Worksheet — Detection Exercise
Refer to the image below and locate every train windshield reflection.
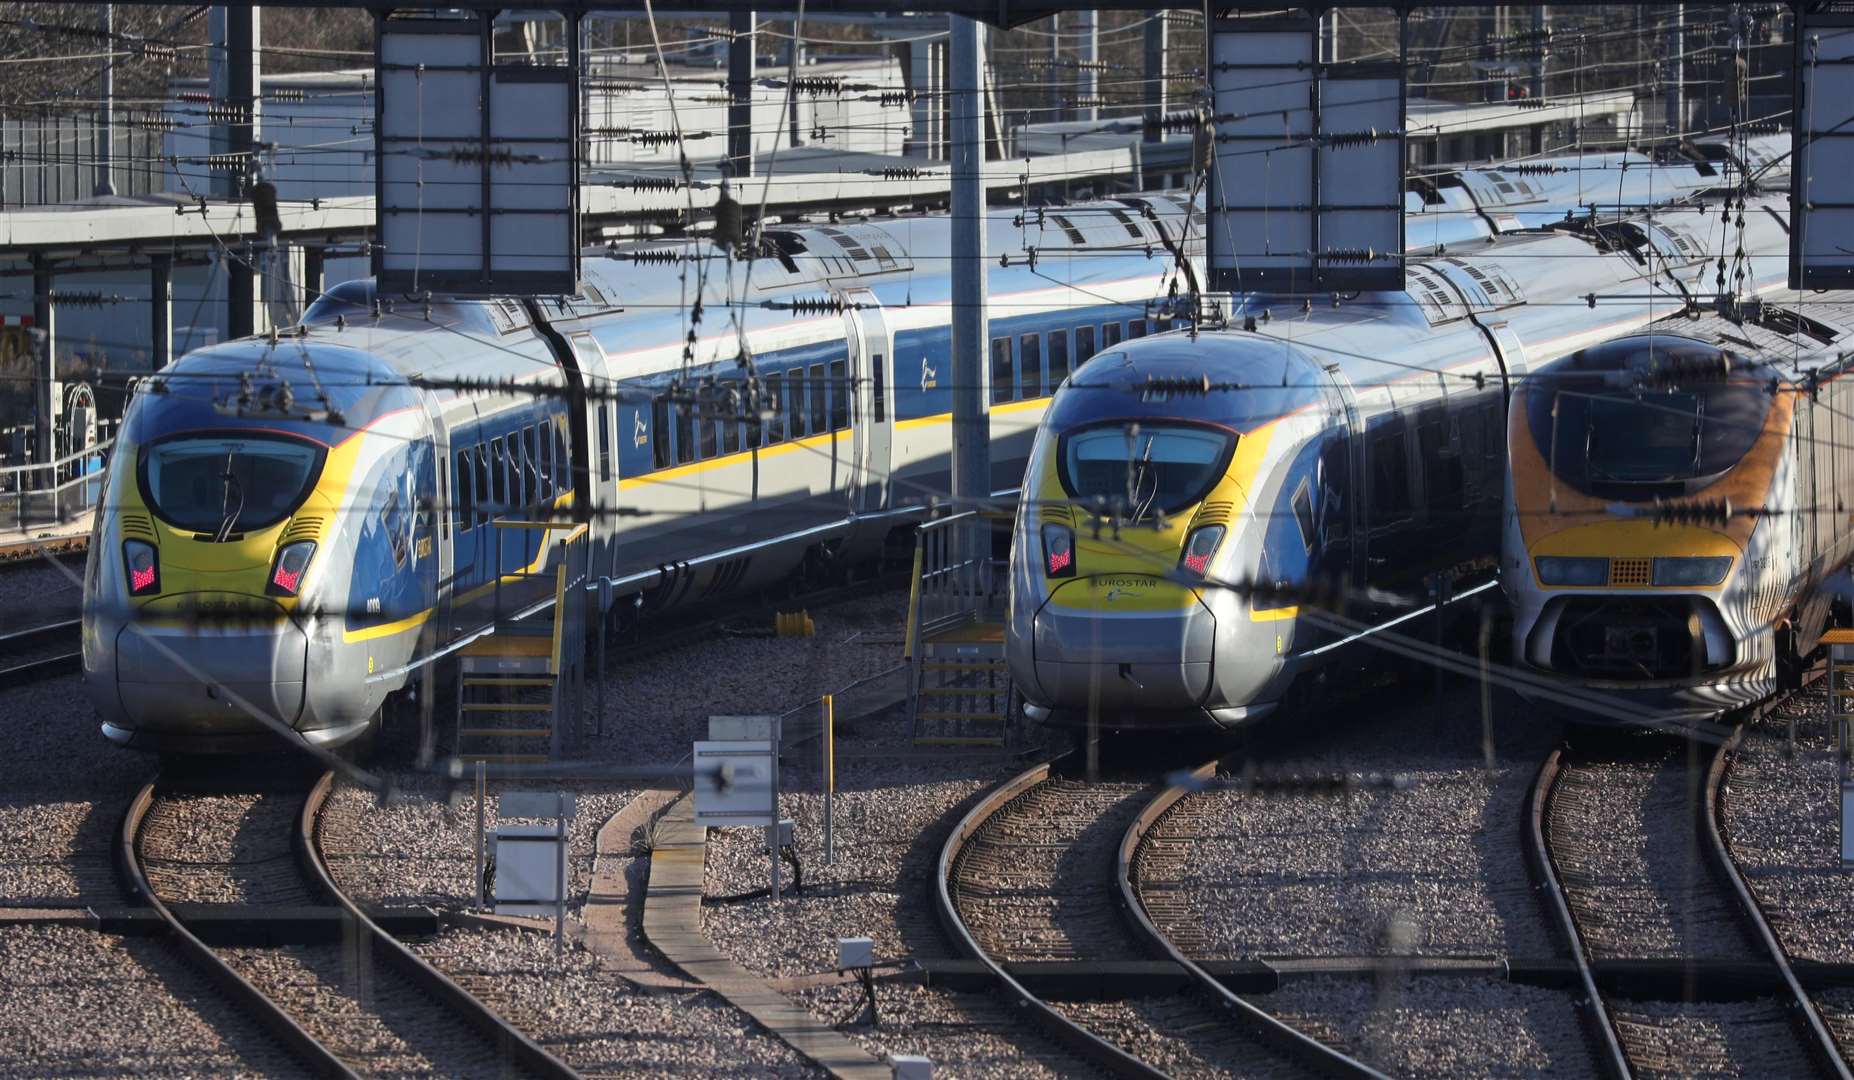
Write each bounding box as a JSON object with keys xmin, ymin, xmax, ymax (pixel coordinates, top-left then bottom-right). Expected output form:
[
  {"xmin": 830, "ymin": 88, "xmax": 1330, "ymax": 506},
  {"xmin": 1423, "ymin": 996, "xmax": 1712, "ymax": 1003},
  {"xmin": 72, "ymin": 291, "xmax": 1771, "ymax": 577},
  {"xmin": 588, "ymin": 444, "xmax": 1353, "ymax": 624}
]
[
  {"xmin": 139, "ymin": 435, "xmax": 326, "ymax": 536},
  {"xmin": 1587, "ymin": 393, "xmax": 1701, "ymax": 482},
  {"xmin": 1059, "ymin": 423, "xmax": 1234, "ymax": 518}
]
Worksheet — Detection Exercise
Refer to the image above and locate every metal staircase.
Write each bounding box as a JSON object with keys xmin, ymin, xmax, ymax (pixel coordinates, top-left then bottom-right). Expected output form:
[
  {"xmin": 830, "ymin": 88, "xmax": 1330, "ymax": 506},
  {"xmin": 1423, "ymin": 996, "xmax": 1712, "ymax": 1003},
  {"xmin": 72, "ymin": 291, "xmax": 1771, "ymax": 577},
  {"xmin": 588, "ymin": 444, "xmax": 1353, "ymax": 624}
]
[
  {"xmin": 905, "ymin": 510, "xmax": 1016, "ymax": 748},
  {"xmin": 452, "ymin": 521, "xmax": 590, "ymax": 765}
]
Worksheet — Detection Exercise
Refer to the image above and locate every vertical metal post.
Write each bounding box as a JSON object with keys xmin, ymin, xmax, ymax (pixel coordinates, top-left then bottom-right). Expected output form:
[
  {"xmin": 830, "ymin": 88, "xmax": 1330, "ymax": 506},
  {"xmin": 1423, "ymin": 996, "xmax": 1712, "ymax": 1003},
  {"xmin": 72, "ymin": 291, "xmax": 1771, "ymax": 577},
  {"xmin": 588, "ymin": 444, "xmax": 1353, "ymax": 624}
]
[
  {"xmin": 95, "ymin": 4, "xmax": 116, "ymax": 197},
  {"xmin": 949, "ymin": 17, "xmax": 990, "ymax": 534},
  {"xmin": 727, "ymin": 10, "xmax": 755, "ymax": 178},
  {"xmin": 823, "ymin": 694, "xmax": 835, "ymax": 865},
  {"xmin": 150, "ymin": 255, "xmax": 172, "ymax": 371},
  {"xmin": 1074, "ymin": 11, "xmax": 1096, "ymax": 124},
  {"xmin": 1532, "ymin": 5, "xmax": 1549, "ymax": 101},
  {"xmin": 210, "ymin": 6, "xmax": 259, "ymax": 339},
  {"xmin": 787, "ymin": 20, "xmax": 804, "ymax": 149},
  {"xmin": 474, "ymin": 760, "xmax": 486, "ymax": 909},
  {"xmin": 303, "ymin": 245, "xmax": 325, "ymax": 305},
  {"xmin": 1048, "ymin": 14, "xmax": 1063, "ymax": 125},
  {"xmin": 1664, "ymin": 3, "xmax": 1684, "ymax": 140},
  {"xmin": 31, "ymin": 256, "xmax": 53, "ymax": 476},
  {"xmin": 1143, "ymin": 12, "xmax": 1167, "ymax": 130},
  {"xmin": 554, "ymin": 802, "xmax": 567, "ymax": 952}
]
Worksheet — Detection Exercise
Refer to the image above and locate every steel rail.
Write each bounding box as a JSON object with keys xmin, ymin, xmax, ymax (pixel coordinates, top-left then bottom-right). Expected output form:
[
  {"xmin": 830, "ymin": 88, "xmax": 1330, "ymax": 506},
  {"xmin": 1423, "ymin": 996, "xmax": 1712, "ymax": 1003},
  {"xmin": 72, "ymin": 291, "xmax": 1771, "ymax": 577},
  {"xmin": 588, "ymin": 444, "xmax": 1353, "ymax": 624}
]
[
  {"xmin": 115, "ymin": 776, "xmax": 359, "ymax": 1080},
  {"xmin": 1702, "ymin": 729, "xmax": 1853, "ymax": 1080},
  {"xmin": 933, "ymin": 754, "xmax": 1165, "ymax": 1078},
  {"xmin": 1525, "ymin": 747, "xmax": 1632, "ymax": 1080},
  {"xmin": 296, "ymin": 770, "xmax": 581, "ymax": 1080},
  {"xmin": 0, "ymin": 617, "xmax": 81, "ymax": 686},
  {"xmin": 1118, "ymin": 758, "xmax": 1391, "ymax": 1080}
]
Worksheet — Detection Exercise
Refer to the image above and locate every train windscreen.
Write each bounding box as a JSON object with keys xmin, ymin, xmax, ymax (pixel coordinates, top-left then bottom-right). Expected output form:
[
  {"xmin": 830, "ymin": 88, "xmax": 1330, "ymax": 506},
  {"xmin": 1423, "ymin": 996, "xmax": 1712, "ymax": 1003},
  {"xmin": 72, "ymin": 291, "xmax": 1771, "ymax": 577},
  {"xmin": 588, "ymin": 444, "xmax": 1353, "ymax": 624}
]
[
  {"xmin": 138, "ymin": 435, "xmax": 326, "ymax": 537},
  {"xmin": 1059, "ymin": 423, "xmax": 1234, "ymax": 519}
]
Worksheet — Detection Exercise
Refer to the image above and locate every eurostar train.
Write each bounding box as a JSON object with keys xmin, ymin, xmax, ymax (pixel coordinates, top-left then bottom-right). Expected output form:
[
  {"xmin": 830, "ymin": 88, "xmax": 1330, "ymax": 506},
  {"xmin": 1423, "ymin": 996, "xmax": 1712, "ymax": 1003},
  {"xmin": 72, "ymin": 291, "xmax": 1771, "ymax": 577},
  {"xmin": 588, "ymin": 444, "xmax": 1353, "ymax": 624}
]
[
  {"xmin": 1005, "ymin": 196, "xmax": 1795, "ymax": 729},
  {"xmin": 1502, "ymin": 298, "xmax": 1854, "ymax": 722},
  {"xmin": 81, "ymin": 135, "xmax": 1790, "ymax": 752}
]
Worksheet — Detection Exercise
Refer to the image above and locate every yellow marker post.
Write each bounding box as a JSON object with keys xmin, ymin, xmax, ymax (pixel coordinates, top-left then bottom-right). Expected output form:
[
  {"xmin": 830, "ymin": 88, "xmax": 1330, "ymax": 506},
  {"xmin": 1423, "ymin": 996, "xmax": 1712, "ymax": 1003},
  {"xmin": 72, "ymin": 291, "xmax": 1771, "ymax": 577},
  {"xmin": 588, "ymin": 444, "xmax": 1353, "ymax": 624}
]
[{"xmin": 823, "ymin": 694, "xmax": 836, "ymax": 864}]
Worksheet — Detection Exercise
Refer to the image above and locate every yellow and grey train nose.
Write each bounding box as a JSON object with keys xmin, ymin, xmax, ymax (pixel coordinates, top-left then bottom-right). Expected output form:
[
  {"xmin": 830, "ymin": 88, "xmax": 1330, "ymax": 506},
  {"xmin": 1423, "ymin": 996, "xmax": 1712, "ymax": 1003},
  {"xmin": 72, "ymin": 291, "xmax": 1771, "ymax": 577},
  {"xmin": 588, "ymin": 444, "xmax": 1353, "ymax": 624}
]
[{"xmin": 1025, "ymin": 575, "xmax": 1219, "ymax": 712}]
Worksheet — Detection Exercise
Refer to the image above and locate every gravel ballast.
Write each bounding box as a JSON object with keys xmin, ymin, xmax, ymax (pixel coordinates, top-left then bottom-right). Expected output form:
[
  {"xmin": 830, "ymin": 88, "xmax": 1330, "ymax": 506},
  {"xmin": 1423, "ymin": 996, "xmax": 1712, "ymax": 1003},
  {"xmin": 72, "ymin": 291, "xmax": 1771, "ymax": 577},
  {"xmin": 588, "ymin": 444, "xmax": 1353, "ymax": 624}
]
[
  {"xmin": 1263, "ymin": 974, "xmax": 1598, "ymax": 1079},
  {"xmin": 1134, "ymin": 687, "xmax": 1563, "ymax": 962},
  {"xmin": 1720, "ymin": 681, "xmax": 1854, "ymax": 964},
  {"xmin": 0, "ymin": 925, "xmax": 303, "ymax": 1078}
]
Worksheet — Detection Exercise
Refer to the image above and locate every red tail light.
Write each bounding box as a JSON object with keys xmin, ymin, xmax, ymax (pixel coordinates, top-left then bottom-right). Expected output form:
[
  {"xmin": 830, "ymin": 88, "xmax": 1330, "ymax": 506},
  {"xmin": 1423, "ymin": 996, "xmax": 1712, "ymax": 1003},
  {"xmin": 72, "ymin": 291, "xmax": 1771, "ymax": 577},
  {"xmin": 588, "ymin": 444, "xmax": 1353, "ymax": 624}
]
[
  {"xmin": 123, "ymin": 540, "xmax": 160, "ymax": 596},
  {"xmin": 266, "ymin": 541, "xmax": 316, "ymax": 597},
  {"xmin": 1040, "ymin": 523, "xmax": 1076, "ymax": 578},
  {"xmin": 1180, "ymin": 525, "xmax": 1225, "ymax": 578}
]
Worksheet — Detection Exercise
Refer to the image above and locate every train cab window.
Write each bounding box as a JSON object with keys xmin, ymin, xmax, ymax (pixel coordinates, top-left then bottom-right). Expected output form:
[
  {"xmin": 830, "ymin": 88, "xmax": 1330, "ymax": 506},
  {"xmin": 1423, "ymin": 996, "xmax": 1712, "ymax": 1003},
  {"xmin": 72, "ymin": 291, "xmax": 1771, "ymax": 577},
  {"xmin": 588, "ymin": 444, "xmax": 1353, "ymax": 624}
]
[
  {"xmin": 1020, "ymin": 334, "xmax": 1043, "ymax": 398},
  {"xmin": 1128, "ymin": 319, "xmax": 1148, "ymax": 340},
  {"xmin": 872, "ymin": 353, "xmax": 887, "ymax": 421},
  {"xmin": 656, "ymin": 394, "xmax": 678, "ymax": 466},
  {"xmin": 599, "ymin": 404, "xmax": 614, "ymax": 480},
  {"xmin": 829, "ymin": 359, "xmax": 849, "ymax": 429},
  {"xmin": 455, "ymin": 451, "xmax": 474, "ymax": 530},
  {"xmin": 1292, "ymin": 480, "xmax": 1315, "ymax": 551},
  {"xmin": 1076, "ymin": 325, "xmax": 1097, "ymax": 367},
  {"xmin": 765, "ymin": 375, "xmax": 786, "ymax": 443},
  {"xmin": 809, "ymin": 363, "xmax": 828, "ymax": 433},
  {"xmin": 1048, "ymin": 330, "xmax": 1070, "ymax": 388},
  {"xmin": 675, "ymin": 403, "xmax": 694, "ymax": 464},
  {"xmin": 552, "ymin": 424, "xmax": 571, "ymax": 491},
  {"xmin": 1102, "ymin": 322, "xmax": 1123, "ymax": 348},
  {"xmin": 991, "ymin": 337, "xmax": 1013, "ymax": 402}
]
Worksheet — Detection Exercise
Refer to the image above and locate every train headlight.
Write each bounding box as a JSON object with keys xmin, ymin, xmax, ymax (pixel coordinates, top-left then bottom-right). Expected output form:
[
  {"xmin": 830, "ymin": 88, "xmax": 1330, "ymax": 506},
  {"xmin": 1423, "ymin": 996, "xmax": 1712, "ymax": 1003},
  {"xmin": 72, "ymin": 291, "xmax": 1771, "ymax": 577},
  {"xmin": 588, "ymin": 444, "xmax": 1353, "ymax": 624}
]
[
  {"xmin": 122, "ymin": 540, "xmax": 160, "ymax": 596},
  {"xmin": 1040, "ymin": 524, "xmax": 1076, "ymax": 578},
  {"xmin": 266, "ymin": 540, "xmax": 316, "ymax": 597},
  {"xmin": 1180, "ymin": 525, "xmax": 1226, "ymax": 578},
  {"xmin": 1535, "ymin": 556, "xmax": 1609, "ymax": 586},
  {"xmin": 1652, "ymin": 556, "xmax": 1731, "ymax": 587}
]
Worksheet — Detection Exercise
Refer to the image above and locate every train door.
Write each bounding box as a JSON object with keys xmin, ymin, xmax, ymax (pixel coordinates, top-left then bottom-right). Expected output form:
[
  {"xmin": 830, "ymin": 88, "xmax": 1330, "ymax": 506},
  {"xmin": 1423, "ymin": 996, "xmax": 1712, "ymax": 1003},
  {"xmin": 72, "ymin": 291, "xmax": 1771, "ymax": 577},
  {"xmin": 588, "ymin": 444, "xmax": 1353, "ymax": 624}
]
[
  {"xmin": 843, "ymin": 289, "xmax": 894, "ymax": 513},
  {"xmin": 569, "ymin": 333, "xmax": 617, "ymax": 573}
]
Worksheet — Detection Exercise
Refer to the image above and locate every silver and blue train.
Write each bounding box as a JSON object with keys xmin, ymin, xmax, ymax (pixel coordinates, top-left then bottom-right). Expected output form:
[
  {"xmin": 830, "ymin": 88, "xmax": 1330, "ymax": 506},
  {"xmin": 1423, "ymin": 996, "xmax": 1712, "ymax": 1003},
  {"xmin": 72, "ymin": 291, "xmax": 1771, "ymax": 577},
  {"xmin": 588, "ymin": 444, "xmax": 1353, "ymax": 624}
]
[{"xmin": 81, "ymin": 134, "xmax": 1792, "ymax": 749}]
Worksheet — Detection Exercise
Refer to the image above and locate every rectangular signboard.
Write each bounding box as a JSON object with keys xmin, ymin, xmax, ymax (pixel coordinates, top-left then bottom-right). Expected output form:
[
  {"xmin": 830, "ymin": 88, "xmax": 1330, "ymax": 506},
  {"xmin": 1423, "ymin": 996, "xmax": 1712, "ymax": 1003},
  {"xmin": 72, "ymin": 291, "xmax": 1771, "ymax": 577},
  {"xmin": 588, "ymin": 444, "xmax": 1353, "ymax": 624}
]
[
  {"xmin": 375, "ymin": 15, "xmax": 579, "ymax": 296},
  {"xmin": 1207, "ymin": 17, "xmax": 1404, "ymax": 293},
  {"xmin": 692, "ymin": 739, "xmax": 777, "ymax": 827},
  {"xmin": 1794, "ymin": 11, "xmax": 1854, "ymax": 289}
]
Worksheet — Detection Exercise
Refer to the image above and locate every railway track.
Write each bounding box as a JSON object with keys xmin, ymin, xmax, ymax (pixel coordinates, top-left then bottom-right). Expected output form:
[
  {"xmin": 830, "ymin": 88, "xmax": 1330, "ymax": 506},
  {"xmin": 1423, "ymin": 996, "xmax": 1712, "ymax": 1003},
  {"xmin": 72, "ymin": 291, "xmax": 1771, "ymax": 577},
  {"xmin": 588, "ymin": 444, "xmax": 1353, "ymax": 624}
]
[
  {"xmin": 0, "ymin": 617, "xmax": 80, "ymax": 686},
  {"xmin": 117, "ymin": 767, "xmax": 579, "ymax": 1079},
  {"xmin": 937, "ymin": 754, "xmax": 1383, "ymax": 1079},
  {"xmin": 1528, "ymin": 701, "xmax": 1853, "ymax": 1079}
]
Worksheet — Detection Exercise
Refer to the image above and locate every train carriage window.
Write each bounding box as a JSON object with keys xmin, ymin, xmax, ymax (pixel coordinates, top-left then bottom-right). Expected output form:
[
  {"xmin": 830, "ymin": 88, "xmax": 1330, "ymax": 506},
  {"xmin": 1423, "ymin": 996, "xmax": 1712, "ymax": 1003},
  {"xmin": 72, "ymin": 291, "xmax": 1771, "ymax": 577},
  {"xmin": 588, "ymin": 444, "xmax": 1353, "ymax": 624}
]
[
  {"xmin": 1369, "ymin": 424, "xmax": 1411, "ymax": 520},
  {"xmin": 534, "ymin": 425, "xmax": 552, "ymax": 500},
  {"xmin": 1102, "ymin": 322, "xmax": 1123, "ymax": 348},
  {"xmin": 700, "ymin": 414, "xmax": 719, "ymax": 459},
  {"xmin": 1128, "ymin": 319, "xmax": 1148, "ymax": 340},
  {"xmin": 745, "ymin": 406, "xmax": 762, "ymax": 450},
  {"xmin": 1076, "ymin": 325, "xmax": 1097, "ymax": 367},
  {"xmin": 455, "ymin": 451, "xmax": 474, "ymax": 530},
  {"xmin": 475, "ymin": 444, "xmax": 491, "ymax": 524},
  {"xmin": 809, "ymin": 363, "xmax": 828, "ymax": 433},
  {"xmin": 991, "ymin": 337, "xmax": 1013, "ymax": 402},
  {"xmin": 788, "ymin": 374, "xmax": 807, "ymax": 438},
  {"xmin": 553, "ymin": 424, "xmax": 570, "ymax": 491},
  {"xmin": 675, "ymin": 403, "xmax": 694, "ymax": 464},
  {"xmin": 723, "ymin": 411, "xmax": 741, "ymax": 454},
  {"xmin": 491, "ymin": 439, "xmax": 508, "ymax": 509},
  {"xmin": 1048, "ymin": 330, "xmax": 1070, "ymax": 387},
  {"xmin": 872, "ymin": 353, "xmax": 887, "ymax": 421},
  {"xmin": 764, "ymin": 375, "xmax": 785, "ymax": 443},
  {"xmin": 525, "ymin": 427, "xmax": 542, "ymax": 504},
  {"xmin": 510, "ymin": 433, "xmax": 528, "ymax": 507},
  {"xmin": 1020, "ymin": 333, "xmax": 1043, "ymax": 398},
  {"xmin": 829, "ymin": 359, "xmax": 849, "ymax": 429},
  {"xmin": 650, "ymin": 398, "xmax": 669, "ymax": 470}
]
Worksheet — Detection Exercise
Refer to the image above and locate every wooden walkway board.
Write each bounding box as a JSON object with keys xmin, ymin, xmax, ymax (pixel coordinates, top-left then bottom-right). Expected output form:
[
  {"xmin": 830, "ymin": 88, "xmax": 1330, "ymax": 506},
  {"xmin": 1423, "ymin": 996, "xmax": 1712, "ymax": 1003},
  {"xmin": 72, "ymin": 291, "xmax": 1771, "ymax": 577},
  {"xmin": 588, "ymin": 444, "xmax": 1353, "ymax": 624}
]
[{"xmin": 636, "ymin": 794, "xmax": 891, "ymax": 1080}]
